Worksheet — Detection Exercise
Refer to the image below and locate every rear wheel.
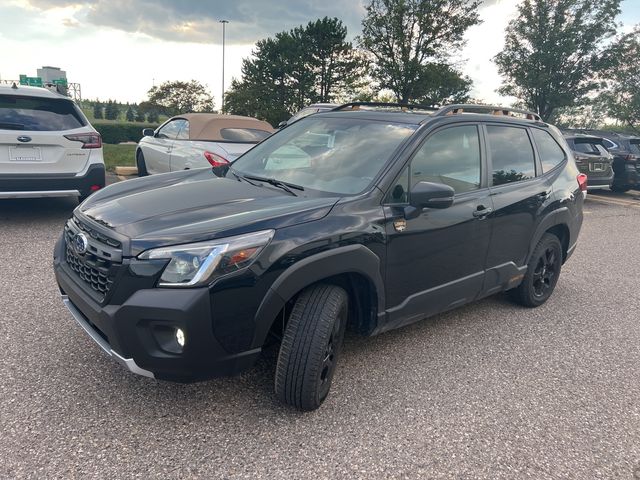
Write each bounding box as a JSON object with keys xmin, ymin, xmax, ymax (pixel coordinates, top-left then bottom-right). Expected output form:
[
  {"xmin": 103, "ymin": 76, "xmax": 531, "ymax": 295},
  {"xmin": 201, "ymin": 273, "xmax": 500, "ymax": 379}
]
[
  {"xmin": 510, "ymin": 233, "xmax": 562, "ymax": 308},
  {"xmin": 275, "ymin": 284, "xmax": 348, "ymax": 411},
  {"xmin": 136, "ymin": 150, "xmax": 148, "ymax": 177}
]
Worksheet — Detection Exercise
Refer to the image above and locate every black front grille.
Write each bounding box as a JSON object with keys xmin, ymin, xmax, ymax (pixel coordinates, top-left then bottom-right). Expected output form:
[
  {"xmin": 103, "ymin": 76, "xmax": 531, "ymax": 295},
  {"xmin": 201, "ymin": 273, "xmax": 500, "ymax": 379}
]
[
  {"xmin": 73, "ymin": 215, "xmax": 121, "ymax": 248},
  {"xmin": 64, "ymin": 216, "xmax": 122, "ymax": 299},
  {"xmin": 65, "ymin": 243, "xmax": 114, "ymax": 295}
]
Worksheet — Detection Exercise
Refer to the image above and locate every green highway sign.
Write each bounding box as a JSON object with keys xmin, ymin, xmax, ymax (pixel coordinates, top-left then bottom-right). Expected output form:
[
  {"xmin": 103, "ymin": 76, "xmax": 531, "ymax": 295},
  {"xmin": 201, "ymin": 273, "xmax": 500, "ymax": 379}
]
[{"xmin": 19, "ymin": 75, "xmax": 43, "ymax": 87}]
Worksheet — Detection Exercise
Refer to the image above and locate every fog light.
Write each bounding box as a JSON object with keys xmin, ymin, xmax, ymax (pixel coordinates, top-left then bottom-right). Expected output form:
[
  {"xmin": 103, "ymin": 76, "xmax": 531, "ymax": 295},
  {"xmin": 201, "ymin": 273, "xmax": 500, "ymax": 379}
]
[{"xmin": 176, "ymin": 328, "xmax": 186, "ymax": 348}]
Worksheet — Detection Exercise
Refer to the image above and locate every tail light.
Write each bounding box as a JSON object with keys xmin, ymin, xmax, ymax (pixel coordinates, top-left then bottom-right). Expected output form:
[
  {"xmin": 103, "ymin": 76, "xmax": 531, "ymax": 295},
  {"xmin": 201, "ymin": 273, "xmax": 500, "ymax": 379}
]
[
  {"xmin": 577, "ymin": 173, "xmax": 588, "ymax": 192},
  {"xmin": 204, "ymin": 151, "xmax": 230, "ymax": 168},
  {"xmin": 65, "ymin": 132, "xmax": 102, "ymax": 149},
  {"xmin": 623, "ymin": 154, "xmax": 638, "ymax": 161}
]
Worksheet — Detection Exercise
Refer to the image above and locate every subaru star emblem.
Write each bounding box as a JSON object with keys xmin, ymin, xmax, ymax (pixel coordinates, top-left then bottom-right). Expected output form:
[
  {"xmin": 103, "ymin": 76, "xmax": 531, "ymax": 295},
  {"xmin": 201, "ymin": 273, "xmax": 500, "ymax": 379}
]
[
  {"xmin": 74, "ymin": 233, "xmax": 89, "ymax": 255},
  {"xmin": 17, "ymin": 136, "xmax": 32, "ymax": 143}
]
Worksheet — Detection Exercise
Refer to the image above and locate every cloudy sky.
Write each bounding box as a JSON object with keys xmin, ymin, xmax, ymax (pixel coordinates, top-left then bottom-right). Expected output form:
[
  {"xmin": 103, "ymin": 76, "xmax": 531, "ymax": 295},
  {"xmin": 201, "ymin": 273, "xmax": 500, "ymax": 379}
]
[{"xmin": 1, "ymin": 0, "xmax": 638, "ymax": 106}]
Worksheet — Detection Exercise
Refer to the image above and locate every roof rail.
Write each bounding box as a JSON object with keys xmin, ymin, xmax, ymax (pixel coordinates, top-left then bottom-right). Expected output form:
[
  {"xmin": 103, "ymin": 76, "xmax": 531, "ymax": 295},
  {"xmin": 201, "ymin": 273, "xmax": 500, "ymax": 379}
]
[
  {"xmin": 332, "ymin": 102, "xmax": 439, "ymax": 113},
  {"xmin": 434, "ymin": 104, "xmax": 542, "ymax": 122}
]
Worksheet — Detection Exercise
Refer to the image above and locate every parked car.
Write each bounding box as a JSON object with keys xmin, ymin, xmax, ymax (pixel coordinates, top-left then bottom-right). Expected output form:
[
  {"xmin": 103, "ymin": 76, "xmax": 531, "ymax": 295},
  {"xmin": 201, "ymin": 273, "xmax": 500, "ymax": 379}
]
[
  {"xmin": 278, "ymin": 103, "xmax": 339, "ymax": 128},
  {"xmin": 563, "ymin": 134, "xmax": 614, "ymax": 190},
  {"xmin": 54, "ymin": 103, "xmax": 584, "ymax": 411},
  {"xmin": 0, "ymin": 84, "xmax": 104, "ymax": 200},
  {"xmin": 566, "ymin": 129, "xmax": 639, "ymax": 192},
  {"xmin": 136, "ymin": 113, "xmax": 274, "ymax": 175}
]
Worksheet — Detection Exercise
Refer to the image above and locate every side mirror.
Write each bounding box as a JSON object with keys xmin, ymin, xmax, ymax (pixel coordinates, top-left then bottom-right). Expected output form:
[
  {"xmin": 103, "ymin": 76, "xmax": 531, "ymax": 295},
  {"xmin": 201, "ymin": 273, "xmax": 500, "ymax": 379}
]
[
  {"xmin": 142, "ymin": 128, "xmax": 155, "ymax": 137},
  {"xmin": 410, "ymin": 181, "xmax": 455, "ymax": 209},
  {"xmin": 277, "ymin": 121, "xmax": 287, "ymax": 129}
]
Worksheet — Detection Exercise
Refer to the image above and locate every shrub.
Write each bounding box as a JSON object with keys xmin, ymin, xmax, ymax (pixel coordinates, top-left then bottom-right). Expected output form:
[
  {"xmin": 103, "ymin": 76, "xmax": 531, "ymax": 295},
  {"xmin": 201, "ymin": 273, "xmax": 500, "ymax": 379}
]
[{"xmin": 93, "ymin": 122, "xmax": 159, "ymax": 144}]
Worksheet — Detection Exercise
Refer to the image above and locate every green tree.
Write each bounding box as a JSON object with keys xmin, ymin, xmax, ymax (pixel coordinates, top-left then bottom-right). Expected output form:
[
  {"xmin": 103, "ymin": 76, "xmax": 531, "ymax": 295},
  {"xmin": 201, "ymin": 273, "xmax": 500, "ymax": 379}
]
[
  {"xmin": 225, "ymin": 17, "xmax": 365, "ymax": 125},
  {"xmin": 125, "ymin": 105, "xmax": 135, "ymax": 122},
  {"xmin": 291, "ymin": 17, "xmax": 366, "ymax": 103},
  {"xmin": 147, "ymin": 110, "xmax": 160, "ymax": 123},
  {"xmin": 598, "ymin": 27, "xmax": 640, "ymax": 132},
  {"xmin": 413, "ymin": 63, "xmax": 472, "ymax": 106},
  {"xmin": 147, "ymin": 80, "xmax": 214, "ymax": 116},
  {"xmin": 134, "ymin": 108, "xmax": 146, "ymax": 122},
  {"xmin": 104, "ymin": 100, "xmax": 120, "ymax": 120},
  {"xmin": 358, "ymin": 0, "xmax": 481, "ymax": 104},
  {"xmin": 93, "ymin": 102, "xmax": 103, "ymax": 120},
  {"xmin": 494, "ymin": 0, "xmax": 622, "ymax": 121}
]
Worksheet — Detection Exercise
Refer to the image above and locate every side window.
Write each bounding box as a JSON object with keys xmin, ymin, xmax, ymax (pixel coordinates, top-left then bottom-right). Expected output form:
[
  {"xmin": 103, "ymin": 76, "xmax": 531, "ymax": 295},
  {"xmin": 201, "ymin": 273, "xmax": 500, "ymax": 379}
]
[
  {"xmin": 487, "ymin": 125, "xmax": 535, "ymax": 186},
  {"xmin": 157, "ymin": 120, "xmax": 183, "ymax": 140},
  {"xmin": 410, "ymin": 125, "xmax": 481, "ymax": 194},
  {"xmin": 531, "ymin": 128, "xmax": 566, "ymax": 173},
  {"xmin": 602, "ymin": 138, "xmax": 617, "ymax": 150},
  {"xmin": 176, "ymin": 120, "xmax": 189, "ymax": 140}
]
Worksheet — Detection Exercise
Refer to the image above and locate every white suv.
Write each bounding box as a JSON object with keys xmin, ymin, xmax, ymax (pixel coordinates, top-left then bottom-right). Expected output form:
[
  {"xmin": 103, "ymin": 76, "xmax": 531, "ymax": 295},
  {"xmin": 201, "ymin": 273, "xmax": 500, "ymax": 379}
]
[{"xmin": 0, "ymin": 84, "xmax": 104, "ymax": 200}]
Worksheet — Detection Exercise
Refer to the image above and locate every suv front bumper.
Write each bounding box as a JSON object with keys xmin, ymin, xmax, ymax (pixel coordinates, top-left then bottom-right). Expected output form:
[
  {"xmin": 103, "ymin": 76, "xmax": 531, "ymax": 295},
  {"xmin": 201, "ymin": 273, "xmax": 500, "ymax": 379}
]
[{"xmin": 54, "ymin": 251, "xmax": 262, "ymax": 382}]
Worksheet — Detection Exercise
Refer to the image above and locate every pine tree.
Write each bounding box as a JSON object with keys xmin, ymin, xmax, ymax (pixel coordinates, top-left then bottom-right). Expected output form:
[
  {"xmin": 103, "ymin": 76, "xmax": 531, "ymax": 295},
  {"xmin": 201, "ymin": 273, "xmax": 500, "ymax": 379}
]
[{"xmin": 93, "ymin": 102, "xmax": 103, "ymax": 120}]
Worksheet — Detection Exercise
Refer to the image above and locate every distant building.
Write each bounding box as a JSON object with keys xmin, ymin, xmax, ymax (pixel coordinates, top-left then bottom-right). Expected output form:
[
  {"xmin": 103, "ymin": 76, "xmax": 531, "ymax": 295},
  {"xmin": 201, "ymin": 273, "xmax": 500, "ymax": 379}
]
[{"xmin": 37, "ymin": 66, "xmax": 67, "ymax": 83}]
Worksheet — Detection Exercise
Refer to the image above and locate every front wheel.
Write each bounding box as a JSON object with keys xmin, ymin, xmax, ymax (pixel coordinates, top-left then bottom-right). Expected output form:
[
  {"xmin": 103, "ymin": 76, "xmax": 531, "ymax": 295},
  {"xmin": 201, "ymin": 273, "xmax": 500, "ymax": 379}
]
[
  {"xmin": 509, "ymin": 233, "xmax": 562, "ymax": 308},
  {"xmin": 275, "ymin": 284, "xmax": 348, "ymax": 411},
  {"xmin": 136, "ymin": 150, "xmax": 149, "ymax": 177}
]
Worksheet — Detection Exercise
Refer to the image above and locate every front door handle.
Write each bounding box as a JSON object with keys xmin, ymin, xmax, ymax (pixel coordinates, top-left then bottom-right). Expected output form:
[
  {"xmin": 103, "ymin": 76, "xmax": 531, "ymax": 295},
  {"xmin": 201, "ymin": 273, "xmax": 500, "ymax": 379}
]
[
  {"xmin": 473, "ymin": 206, "xmax": 493, "ymax": 219},
  {"xmin": 536, "ymin": 191, "xmax": 551, "ymax": 201}
]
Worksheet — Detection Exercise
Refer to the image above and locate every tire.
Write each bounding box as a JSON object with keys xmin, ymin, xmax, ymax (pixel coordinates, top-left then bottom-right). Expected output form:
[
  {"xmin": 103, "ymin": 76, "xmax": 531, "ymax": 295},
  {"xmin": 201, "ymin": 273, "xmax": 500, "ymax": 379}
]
[
  {"xmin": 275, "ymin": 284, "xmax": 348, "ymax": 411},
  {"xmin": 510, "ymin": 233, "xmax": 563, "ymax": 308},
  {"xmin": 136, "ymin": 150, "xmax": 148, "ymax": 177},
  {"xmin": 610, "ymin": 185, "xmax": 630, "ymax": 193}
]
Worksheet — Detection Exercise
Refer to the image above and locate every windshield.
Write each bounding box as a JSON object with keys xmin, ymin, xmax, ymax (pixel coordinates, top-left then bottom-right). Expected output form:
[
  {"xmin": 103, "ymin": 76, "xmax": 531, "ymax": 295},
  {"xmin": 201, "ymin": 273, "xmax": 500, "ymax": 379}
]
[
  {"xmin": 0, "ymin": 95, "xmax": 86, "ymax": 131},
  {"xmin": 629, "ymin": 140, "xmax": 640, "ymax": 155},
  {"xmin": 230, "ymin": 116, "xmax": 417, "ymax": 195}
]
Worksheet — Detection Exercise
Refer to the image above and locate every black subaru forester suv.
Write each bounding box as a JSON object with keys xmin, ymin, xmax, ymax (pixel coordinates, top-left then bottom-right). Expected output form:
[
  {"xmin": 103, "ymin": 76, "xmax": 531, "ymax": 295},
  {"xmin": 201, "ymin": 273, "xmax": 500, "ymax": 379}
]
[{"xmin": 54, "ymin": 103, "xmax": 584, "ymax": 410}]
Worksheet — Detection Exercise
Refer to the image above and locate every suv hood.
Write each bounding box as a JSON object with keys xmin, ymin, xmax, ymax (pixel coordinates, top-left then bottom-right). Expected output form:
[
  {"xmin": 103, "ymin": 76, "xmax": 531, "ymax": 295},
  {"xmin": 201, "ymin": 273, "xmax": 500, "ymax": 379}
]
[{"xmin": 78, "ymin": 168, "xmax": 339, "ymax": 255}]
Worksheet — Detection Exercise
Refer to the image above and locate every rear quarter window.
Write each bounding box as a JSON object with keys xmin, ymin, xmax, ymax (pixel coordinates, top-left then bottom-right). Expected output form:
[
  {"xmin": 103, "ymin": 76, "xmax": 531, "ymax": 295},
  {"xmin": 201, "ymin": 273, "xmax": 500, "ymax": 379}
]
[
  {"xmin": 0, "ymin": 95, "xmax": 86, "ymax": 131},
  {"xmin": 531, "ymin": 129, "xmax": 566, "ymax": 172}
]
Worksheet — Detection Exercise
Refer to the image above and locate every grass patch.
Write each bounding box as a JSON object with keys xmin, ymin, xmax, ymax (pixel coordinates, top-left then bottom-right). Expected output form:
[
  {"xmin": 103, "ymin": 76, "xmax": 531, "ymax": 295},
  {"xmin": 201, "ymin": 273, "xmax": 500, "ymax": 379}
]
[{"xmin": 103, "ymin": 144, "xmax": 137, "ymax": 171}]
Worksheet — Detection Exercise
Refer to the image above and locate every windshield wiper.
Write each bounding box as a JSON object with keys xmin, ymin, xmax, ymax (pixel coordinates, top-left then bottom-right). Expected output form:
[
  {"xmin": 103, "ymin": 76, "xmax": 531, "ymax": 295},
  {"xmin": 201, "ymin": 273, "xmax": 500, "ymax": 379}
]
[
  {"xmin": 230, "ymin": 169, "xmax": 259, "ymax": 187},
  {"xmin": 241, "ymin": 174, "xmax": 305, "ymax": 196}
]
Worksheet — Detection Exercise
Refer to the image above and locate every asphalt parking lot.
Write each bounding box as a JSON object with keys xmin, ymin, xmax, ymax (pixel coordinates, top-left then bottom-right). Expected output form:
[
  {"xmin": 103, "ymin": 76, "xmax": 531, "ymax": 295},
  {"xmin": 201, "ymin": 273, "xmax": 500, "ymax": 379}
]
[{"xmin": 1, "ymin": 191, "xmax": 640, "ymax": 479}]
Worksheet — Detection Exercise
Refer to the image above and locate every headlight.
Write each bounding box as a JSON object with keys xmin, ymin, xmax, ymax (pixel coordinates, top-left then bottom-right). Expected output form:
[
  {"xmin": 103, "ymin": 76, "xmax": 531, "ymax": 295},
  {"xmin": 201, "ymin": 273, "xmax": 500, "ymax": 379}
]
[{"xmin": 138, "ymin": 230, "xmax": 274, "ymax": 287}]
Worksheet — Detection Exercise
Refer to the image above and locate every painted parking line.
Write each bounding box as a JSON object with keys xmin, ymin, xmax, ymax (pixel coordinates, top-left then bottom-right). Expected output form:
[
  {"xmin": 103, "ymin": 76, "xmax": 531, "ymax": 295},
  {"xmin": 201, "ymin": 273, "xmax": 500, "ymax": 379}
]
[{"xmin": 586, "ymin": 195, "xmax": 640, "ymax": 208}]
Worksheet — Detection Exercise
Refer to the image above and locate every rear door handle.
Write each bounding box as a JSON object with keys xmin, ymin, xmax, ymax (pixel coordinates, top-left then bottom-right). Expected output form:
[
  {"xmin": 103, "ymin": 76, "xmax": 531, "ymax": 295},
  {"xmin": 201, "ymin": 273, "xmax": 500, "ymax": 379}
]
[{"xmin": 473, "ymin": 206, "xmax": 493, "ymax": 219}]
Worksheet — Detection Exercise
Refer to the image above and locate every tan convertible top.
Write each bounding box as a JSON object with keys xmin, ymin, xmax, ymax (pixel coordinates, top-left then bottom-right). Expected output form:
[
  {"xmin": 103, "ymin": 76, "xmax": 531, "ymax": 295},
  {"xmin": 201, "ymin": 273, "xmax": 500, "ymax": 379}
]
[{"xmin": 177, "ymin": 113, "xmax": 274, "ymax": 141}]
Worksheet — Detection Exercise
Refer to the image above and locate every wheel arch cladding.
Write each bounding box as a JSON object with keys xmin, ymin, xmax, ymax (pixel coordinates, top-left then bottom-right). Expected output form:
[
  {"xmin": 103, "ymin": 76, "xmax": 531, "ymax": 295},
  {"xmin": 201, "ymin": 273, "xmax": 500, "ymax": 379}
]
[
  {"xmin": 528, "ymin": 208, "xmax": 571, "ymax": 264},
  {"xmin": 251, "ymin": 244, "xmax": 385, "ymax": 348}
]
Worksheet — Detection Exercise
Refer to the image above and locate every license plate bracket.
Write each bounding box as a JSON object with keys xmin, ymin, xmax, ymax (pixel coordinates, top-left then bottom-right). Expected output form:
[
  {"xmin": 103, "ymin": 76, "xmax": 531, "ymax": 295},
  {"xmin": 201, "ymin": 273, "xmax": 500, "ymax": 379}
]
[{"xmin": 9, "ymin": 146, "xmax": 42, "ymax": 162}]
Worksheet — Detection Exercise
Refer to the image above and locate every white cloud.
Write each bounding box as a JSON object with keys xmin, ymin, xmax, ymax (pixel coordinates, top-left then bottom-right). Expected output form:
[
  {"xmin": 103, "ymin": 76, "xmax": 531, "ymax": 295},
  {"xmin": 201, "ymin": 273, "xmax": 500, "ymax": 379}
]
[{"xmin": 459, "ymin": 0, "xmax": 521, "ymax": 105}]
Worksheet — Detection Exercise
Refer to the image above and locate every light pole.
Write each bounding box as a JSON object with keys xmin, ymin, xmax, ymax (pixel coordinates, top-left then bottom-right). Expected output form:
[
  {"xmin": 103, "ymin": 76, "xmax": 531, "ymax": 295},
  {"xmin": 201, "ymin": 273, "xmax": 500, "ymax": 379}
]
[{"xmin": 220, "ymin": 20, "xmax": 229, "ymax": 113}]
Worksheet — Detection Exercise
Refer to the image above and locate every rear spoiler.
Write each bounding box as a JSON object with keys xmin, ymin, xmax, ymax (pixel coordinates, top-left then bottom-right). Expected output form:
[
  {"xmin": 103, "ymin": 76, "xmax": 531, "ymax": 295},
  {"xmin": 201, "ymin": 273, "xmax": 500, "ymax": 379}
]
[{"xmin": 567, "ymin": 135, "xmax": 606, "ymax": 146}]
